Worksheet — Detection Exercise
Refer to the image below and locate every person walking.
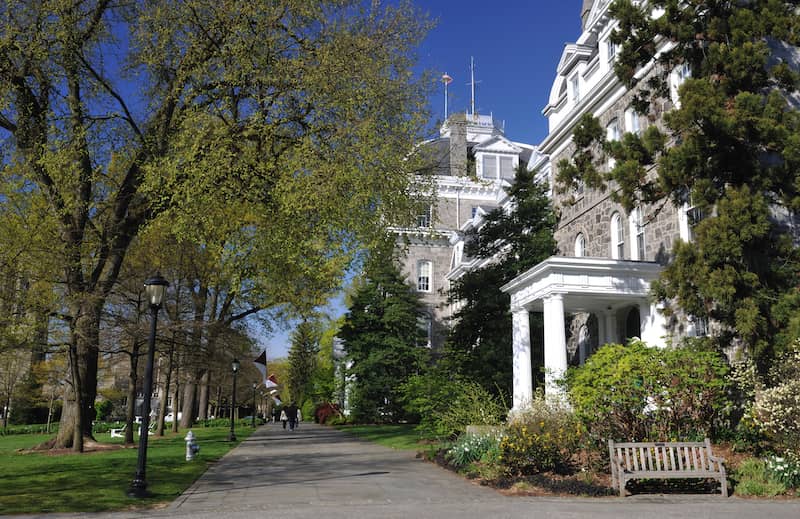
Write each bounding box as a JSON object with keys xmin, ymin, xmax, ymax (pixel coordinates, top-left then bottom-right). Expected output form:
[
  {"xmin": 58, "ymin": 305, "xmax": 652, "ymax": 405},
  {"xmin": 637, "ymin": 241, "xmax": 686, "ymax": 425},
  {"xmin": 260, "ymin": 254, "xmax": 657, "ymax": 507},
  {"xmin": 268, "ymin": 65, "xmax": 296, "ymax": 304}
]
[
  {"xmin": 279, "ymin": 408, "xmax": 288, "ymax": 429},
  {"xmin": 286, "ymin": 402, "xmax": 298, "ymax": 431}
]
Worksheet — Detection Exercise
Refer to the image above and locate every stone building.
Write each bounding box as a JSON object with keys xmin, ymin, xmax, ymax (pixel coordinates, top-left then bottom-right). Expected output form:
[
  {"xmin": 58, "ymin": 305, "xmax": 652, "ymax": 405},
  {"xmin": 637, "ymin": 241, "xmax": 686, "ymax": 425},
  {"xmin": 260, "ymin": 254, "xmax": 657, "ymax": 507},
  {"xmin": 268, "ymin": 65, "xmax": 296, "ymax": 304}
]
[
  {"xmin": 391, "ymin": 112, "xmax": 536, "ymax": 350},
  {"xmin": 499, "ymin": 0, "xmax": 708, "ymax": 411}
]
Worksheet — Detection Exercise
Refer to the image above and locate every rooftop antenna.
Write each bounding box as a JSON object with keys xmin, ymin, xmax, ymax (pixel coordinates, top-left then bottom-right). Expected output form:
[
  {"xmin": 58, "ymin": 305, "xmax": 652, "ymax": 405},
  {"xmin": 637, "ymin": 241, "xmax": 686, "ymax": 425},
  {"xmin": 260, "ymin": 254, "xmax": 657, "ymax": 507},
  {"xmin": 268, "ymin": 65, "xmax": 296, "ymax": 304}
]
[
  {"xmin": 442, "ymin": 73, "xmax": 453, "ymax": 119},
  {"xmin": 467, "ymin": 56, "xmax": 481, "ymax": 119}
]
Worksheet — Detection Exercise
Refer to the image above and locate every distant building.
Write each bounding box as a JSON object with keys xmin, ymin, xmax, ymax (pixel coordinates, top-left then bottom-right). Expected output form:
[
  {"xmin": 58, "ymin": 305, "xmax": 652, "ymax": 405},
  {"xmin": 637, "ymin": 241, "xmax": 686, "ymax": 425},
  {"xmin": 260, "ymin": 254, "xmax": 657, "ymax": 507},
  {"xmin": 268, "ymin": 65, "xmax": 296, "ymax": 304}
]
[{"xmin": 391, "ymin": 112, "xmax": 536, "ymax": 351}]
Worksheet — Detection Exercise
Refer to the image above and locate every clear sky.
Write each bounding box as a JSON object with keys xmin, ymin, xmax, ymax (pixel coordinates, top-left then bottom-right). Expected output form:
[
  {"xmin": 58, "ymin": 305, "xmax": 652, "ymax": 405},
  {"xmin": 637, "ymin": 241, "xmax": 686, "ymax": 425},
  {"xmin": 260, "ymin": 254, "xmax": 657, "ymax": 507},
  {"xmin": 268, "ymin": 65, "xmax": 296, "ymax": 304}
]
[{"xmin": 264, "ymin": 1, "xmax": 586, "ymax": 359}]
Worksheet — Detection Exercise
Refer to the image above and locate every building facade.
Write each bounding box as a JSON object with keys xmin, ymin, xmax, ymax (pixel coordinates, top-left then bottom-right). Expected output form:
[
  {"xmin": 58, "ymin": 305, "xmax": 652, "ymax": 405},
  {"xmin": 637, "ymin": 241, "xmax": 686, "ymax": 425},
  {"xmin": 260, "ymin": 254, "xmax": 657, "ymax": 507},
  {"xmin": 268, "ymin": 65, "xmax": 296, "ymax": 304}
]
[
  {"xmin": 392, "ymin": 112, "xmax": 536, "ymax": 350},
  {"xmin": 500, "ymin": 0, "xmax": 705, "ymax": 411}
]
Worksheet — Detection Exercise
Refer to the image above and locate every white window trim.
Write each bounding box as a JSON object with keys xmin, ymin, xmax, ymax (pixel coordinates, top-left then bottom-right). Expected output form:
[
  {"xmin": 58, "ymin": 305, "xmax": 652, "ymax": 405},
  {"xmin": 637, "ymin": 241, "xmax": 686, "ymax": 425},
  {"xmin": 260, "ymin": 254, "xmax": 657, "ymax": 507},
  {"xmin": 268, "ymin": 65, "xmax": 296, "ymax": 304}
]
[
  {"xmin": 625, "ymin": 107, "xmax": 641, "ymax": 136},
  {"xmin": 629, "ymin": 207, "xmax": 645, "ymax": 260},
  {"xmin": 570, "ymin": 73, "xmax": 580, "ymax": 103},
  {"xmin": 611, "ymin": 212, "xmax": 624, "ymax": 259},
  {"xmin": 574, "ymin": 233, "xmax": 586, "ymax": 257},
  {"xmin": 479, "ymin": 153, "xmax": 517, "ymax": 180},
  {"xmin": 417, "ymin": 260, "xmax": 432, "ymax": 292}
]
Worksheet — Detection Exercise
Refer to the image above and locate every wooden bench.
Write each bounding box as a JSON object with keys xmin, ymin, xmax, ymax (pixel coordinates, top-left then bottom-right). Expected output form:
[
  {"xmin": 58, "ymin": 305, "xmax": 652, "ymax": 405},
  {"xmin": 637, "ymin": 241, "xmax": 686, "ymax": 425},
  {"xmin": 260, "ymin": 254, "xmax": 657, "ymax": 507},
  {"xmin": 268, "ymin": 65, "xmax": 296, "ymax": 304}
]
[{"xmin": 608, "ymin": 439, "xmax": 728, "ymax": 497}]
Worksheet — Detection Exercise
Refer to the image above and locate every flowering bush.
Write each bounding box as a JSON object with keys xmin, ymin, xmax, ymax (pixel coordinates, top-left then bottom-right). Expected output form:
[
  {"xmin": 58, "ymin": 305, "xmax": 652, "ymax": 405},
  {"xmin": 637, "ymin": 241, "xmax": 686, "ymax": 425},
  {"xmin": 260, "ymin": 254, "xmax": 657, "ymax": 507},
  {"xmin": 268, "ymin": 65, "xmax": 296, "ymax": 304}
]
[
  {"xmin": 499, "ymin": 393, "xmax": 581, "ymax": 474},
  {"xmin": 766, "ymin": 451, "xmax": 800, "ymax": 488},
  {"xmin": 752, "ymin": 345, "xmax": 800, "ymax": 453},
  {"xmin": 446, "ymin": 432, "xmax": 502, "ymax": 468}
]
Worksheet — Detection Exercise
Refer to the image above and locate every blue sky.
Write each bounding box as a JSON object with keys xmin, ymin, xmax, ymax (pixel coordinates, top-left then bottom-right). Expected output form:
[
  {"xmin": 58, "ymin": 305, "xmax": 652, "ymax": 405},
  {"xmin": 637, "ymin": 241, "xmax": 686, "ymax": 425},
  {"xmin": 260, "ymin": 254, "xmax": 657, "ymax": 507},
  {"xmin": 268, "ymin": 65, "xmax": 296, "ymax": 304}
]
[{"xmin": 264, "ymin": 1, "xmax": 586, "ymax": 359}]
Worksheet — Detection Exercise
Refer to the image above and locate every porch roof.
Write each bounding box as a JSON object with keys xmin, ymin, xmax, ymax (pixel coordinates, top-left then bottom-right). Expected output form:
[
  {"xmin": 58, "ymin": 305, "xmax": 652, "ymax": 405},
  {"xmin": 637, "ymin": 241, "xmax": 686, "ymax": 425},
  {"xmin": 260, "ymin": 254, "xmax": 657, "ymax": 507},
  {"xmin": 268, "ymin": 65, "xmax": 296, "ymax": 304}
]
[{"xmin": 500, "ymin": 256, "xmax": 663, "ymax": 313}]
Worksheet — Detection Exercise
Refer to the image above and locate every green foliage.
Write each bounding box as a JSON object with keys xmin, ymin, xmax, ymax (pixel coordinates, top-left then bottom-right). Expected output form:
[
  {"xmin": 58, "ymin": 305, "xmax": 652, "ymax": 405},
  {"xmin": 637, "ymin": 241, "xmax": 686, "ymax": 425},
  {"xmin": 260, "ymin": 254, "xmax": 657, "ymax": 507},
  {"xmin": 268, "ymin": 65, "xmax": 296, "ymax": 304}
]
[
  {"xmin": 339, "ymin": 247, "xmax": 428, "ymax": 423},
  {"xmin": 288, "ymin": 320, "xmax": 321, "ymax": 405},
  {"xmin": 565, "ymin": 339, "xmax": 729, "ymax": 443},
  {"xmin": 767, "ymin": 452, "xmax": 800, "ymax": 489},
  {"xmin": 733, "ymin": 458, "xmax": 787, "ymax": 497},
  {"xmin": 499, "ymin": 394, "xmax": 581, "ymax": 475},
  {"xmin": 446, "ymin": 166, "xmax": 556, "ymax": 398},
  {"xmin": 94, "ymin": 400, "xmax": 113, "ymax": 422},
  {"xmin": 0, "ymin": 0, "xmax": 433, "ymax": 447},
  {"xmin": 0, "ymin": 426, "xmax": 252, "ymax": 514},
  {"xmin": 558, "ymin": 0, "xmax": 800, "ymax": 373},
  {"xmin": 752, "ymin": 344, "xmax": 800, "ymax": 452},
  {"xmin": 400, "ymin": 370, "xmax": 506, "ymax": 439},
  {"xmin": 446, "ymin": 433, "xmax": 501, "ymax": 468}
]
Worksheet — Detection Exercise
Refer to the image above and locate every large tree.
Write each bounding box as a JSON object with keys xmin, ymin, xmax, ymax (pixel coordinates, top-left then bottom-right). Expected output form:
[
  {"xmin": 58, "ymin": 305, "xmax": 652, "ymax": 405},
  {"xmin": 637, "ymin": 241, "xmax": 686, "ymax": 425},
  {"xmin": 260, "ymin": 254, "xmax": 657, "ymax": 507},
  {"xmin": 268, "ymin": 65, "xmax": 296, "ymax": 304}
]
[
  {"xmin": 339, "ymin": 249, "xmax": 428, "ymax": 422},
  {"xmin": 445, "ymin": 166, "xmax": 557, "ymax": 398},
  {"xmin": 0, "ymin": 0, "xmax": 431, "ymax": 450},
  {"xmin": 556, "ymin": 0, "xmax": 800, "ymax": 372}
]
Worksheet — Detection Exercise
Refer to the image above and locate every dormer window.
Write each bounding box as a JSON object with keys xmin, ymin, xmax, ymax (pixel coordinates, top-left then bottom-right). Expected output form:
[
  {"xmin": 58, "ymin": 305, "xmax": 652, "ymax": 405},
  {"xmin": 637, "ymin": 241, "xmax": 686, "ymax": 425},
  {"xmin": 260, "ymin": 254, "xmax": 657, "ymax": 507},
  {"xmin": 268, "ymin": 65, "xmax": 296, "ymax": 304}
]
[
  {"xmin": 570, "ymin": 73, "xmax": 580, "ymax": 103},
  {"xmin": 481, "ymin": 154, "xmax": 515, "ymax": 180}
]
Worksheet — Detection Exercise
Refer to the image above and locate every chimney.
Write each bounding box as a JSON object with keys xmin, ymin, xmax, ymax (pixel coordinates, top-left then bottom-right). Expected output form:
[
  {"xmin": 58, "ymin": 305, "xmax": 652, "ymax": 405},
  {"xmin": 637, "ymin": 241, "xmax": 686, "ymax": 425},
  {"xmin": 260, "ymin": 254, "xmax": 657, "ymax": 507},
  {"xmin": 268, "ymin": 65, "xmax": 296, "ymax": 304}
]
[{"xmin": 449, "ymin": 113, "xmax": 467, "ymax": 177}]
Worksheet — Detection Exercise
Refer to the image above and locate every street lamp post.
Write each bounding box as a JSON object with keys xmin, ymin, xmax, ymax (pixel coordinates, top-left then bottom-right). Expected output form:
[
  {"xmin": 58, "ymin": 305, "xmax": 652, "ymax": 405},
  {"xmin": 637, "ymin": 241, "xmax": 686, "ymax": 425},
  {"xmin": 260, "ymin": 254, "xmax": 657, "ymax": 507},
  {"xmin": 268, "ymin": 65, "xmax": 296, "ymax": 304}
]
[
  {"xmin": 228, "ymin": 359, "xmax": 240, "ymax": 441},
  {"xmin": 128, "ymin": 274, "xmax": 169, "ymax": 498},
  {"xmin": 252, "ymin": 382, "xmax": 257, "ymax": 428}
]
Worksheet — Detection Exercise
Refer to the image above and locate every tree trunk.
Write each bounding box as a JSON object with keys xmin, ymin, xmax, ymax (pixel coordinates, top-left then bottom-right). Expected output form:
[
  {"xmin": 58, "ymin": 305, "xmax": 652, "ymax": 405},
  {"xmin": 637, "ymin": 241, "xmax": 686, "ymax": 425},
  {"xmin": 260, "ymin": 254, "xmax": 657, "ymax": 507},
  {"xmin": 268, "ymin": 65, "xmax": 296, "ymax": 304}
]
[
  {"xmin": 53, "ymin": 300, "xmax": 101, "ymax": 450},
  {"xmin": 170, "ymin": 367, "xmax": 180, "ymax": 434},
  {"xmin": 124, "ymin": 342, "xmax": 140, "ymax": 445},
  {"xmin": 198, "ymin": 370, "xmax": 210, "ymax": 420},
  {"xmin": 179, "ymin": 376, "xmax": 197, "ymax": 429},
  {"xmin": 156, "ymin": 341, "xmax": 175, "ymax": 436}
]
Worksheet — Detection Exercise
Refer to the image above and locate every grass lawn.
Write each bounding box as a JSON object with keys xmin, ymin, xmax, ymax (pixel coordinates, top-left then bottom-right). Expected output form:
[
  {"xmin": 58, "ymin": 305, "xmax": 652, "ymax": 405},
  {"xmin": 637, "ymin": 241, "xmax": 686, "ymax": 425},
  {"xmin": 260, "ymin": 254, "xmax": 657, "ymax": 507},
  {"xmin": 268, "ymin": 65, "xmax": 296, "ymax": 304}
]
[
  {"xmin": 334, "ymin": 423, "xmax": 431, "ymax": 450},
  {"xmin": 0, "ymin": 424, "xmax": 253, "ymax": 514}
]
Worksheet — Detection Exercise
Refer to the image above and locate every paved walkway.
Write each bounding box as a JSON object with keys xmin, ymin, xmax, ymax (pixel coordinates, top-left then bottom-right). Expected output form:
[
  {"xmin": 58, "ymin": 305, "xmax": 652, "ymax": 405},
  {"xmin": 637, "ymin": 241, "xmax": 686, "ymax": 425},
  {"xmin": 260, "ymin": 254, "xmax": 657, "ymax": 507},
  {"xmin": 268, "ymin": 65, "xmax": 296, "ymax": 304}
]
[{"xmin": 9, "ymin": 422, "xmax": 800, "ymax": 518}]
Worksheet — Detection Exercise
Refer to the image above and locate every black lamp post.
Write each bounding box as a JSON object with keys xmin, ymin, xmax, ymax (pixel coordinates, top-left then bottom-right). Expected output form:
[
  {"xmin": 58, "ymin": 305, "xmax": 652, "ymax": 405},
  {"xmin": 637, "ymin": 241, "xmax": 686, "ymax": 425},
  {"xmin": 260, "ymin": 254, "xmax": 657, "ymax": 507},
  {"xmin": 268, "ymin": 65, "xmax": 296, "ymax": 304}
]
[
  {"xmin": 128, "ymin": 274, "xmax": 169, "ymax": 498},
  {"xmin": 228, "ymin": 358, "xmax": 240, "ymax": 441},
  {"xmin": 251, "ymin": 382, "xmax": 257, "ymax": 428}
]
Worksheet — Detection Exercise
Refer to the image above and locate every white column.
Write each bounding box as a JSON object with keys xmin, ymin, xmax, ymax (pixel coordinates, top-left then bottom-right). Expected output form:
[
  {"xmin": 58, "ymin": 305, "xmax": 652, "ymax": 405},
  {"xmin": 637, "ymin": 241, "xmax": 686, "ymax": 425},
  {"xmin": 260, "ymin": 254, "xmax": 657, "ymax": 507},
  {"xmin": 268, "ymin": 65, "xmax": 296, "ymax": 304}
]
[
  {"xmin": 511, "ymin": 307, "xmax": 533, "ymax": 410},
  {"xmin": 604, "ymin": 310, "xmax": 616, "ymax": 345},
  {"xmin": 597, "ymin": 312, "xmax": 607, "ymax": 348},
  {"xmin": 640, "ymin": 301, "xmax": 667, "ymax": 347},
  {"xmin": 543, "ymin": 294, "xmax": 567, "ymax": 397}
]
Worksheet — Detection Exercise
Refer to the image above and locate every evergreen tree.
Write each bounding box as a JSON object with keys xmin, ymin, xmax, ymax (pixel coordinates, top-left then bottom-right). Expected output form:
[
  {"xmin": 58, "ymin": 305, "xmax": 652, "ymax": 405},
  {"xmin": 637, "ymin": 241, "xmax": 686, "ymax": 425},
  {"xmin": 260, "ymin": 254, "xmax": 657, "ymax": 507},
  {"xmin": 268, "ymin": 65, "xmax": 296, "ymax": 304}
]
[
  {"xmin": 339, "ymin": 250, "xmax": 427, "ymax": 423},
  {"xmin": 556, "ymin": 1, "xmax": 800, "ymax": 372},
  {"xmin": 287, "ymin": 320, "xmax": 321, "ymax": 406},
  {"xmin": 446, "ymin": 166, "xmax": 557, "ymax": 398}
]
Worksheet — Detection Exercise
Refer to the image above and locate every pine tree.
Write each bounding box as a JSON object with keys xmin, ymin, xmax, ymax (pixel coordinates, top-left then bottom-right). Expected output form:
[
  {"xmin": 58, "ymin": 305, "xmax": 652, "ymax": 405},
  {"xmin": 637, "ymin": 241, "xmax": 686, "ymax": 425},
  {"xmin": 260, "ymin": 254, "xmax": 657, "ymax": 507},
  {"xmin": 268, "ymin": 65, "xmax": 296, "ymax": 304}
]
[
  {"xmin": 556, "ymin": 1, "xmax": 800, "ymax": 372},
  {"xmin": 446, "ymin": 166, "xmax": 557, "ymax": 398},
  {"xmin": 288, "ymin": 320, "xmax": 321, "ymax": 407},
  {"xmin": 339, "ymin": 249, "xmax": 427, "ymax": 423}
]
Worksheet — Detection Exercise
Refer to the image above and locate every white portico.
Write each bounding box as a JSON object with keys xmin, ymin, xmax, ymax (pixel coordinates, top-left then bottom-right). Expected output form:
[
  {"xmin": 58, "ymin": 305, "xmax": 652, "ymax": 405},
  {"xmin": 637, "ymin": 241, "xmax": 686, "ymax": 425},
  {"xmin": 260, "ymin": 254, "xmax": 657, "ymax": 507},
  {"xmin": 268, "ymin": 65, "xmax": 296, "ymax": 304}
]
[{"xmin": 500, "ymin": 256, "xmax": 666, "ymax": 411}]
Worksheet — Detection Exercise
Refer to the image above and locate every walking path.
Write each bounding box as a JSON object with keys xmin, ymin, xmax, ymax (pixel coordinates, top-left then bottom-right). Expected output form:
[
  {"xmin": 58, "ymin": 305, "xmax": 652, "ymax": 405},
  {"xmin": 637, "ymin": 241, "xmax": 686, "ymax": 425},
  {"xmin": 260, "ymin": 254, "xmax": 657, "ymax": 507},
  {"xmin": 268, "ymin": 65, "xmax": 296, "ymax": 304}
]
[{"xmin": 9, "ymin": 422, "xmax": 800, "ymax": 518}]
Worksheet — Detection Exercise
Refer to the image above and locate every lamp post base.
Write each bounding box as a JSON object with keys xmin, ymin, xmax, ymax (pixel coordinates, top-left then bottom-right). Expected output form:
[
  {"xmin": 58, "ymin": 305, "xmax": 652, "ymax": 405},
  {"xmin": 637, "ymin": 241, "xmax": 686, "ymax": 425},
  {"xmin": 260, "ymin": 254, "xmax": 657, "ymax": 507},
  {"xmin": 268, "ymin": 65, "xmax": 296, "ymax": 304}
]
[
  {"xmin": 227, "ymin": 432, "xmax": 237, "ymax": 441},
  {"xmin": 127, "ymin": 477, "xmax": 151, "ymax": 498}
]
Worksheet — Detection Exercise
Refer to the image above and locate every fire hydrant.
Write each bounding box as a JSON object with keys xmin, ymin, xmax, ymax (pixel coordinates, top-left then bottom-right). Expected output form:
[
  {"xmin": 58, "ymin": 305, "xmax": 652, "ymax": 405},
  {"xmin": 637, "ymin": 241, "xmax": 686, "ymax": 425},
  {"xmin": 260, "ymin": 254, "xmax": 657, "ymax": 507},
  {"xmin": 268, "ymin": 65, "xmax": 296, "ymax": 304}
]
[{"xmin": 185, "ymin": 430, "xmax": 200, "ymax": 461}]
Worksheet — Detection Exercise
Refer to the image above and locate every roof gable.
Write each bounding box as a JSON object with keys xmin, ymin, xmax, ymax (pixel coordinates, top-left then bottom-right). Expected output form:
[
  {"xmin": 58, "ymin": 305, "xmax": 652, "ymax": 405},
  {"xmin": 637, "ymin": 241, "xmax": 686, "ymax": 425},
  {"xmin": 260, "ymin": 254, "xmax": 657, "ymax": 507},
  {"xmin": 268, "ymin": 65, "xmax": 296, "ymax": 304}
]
[{"xmin": 473, "ymin": 135, "xmax": 522, "ymax": 154}]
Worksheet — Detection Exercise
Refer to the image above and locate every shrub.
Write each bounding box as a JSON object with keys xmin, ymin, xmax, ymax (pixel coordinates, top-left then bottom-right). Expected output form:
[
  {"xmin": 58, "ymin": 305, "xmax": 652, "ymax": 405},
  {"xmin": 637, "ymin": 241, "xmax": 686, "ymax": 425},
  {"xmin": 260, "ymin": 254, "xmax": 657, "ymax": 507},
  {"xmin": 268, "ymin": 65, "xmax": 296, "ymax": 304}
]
[
  {"xmin": 752, "ymin": 345, "xmax": 800, "ymax": 453},
  {"xmin": 401, "ymin": 371, "xmax": 506, "ymax": 440},
  {"xmin": 734, "ymin": 457, "xmax": 787, "ymax": 497},
  {"xmin": 565, "ymin": 339, "xmax": 729, "ymax": 444},
  {"xmin": 446, "ymin": 433, "xmax": 502, "ymax": 468},
  {"xmin": 499, "ymin": 393, "xmax": 581, "ymax": 475},
  {"xmin": 766, "ymin": 451, "xmax": 800, "ymax": 488}
]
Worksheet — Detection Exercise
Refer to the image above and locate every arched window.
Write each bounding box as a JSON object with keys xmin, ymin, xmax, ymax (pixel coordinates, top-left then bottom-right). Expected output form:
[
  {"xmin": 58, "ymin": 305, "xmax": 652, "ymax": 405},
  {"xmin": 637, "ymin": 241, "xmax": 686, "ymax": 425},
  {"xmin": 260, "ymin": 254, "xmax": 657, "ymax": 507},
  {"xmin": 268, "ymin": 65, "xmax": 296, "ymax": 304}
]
[
  {"xmin": 417, "ymin": 260, "xmax": 432, "ymax": 292},
  {"xmin": 610, "ymin": 212, "xmax": 624, "ymax": 259},
  {"xmin": 574, "ymin": 233, "xmax": 586, "ymax": 257}
]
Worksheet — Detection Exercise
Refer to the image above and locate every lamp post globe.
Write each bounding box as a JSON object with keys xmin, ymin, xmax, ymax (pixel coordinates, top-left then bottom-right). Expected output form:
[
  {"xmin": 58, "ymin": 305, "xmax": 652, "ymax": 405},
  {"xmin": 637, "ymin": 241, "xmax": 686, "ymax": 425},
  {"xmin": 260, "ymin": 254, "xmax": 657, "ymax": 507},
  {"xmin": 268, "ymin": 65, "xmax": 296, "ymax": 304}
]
[
  {"xmin": 228, "ymin": 359, "xmax": 240, "ymax": 441},
  {"xmin": 128, "ymin": 273, "xmax": 169, "ymax": 498}
]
